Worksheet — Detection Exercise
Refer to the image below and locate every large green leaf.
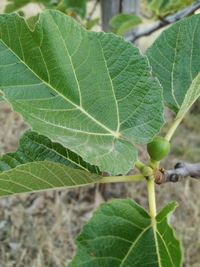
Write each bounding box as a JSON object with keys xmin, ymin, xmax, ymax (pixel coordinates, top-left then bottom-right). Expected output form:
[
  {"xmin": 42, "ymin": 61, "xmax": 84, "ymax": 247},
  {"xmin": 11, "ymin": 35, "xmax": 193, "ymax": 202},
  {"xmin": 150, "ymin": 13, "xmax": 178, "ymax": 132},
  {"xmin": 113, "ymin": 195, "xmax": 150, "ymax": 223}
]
[
  {"xmin": 146, "ymin": 14, "xmax": 200, "ymax": 113},
  {"xmin": 0, "ymin": 161, "xmax": 100, "ymax": 197},
  {"xmin": 110, "ymin": 13, "xmax": 142, "ymax": 36},
  {"xmin": 70, "ymin": 199, "xmax": 182, "ymax": 267},
  {"xmin": 146, "ymin": 0, "xmax": 194, "ymax": 17},
  {"xmin": 0, "ymin": 130, "xmax": 100, "ymax": 174},
  {"xmin": 0, "ymin": 11, "xmax": 164, "ymax": 175}
]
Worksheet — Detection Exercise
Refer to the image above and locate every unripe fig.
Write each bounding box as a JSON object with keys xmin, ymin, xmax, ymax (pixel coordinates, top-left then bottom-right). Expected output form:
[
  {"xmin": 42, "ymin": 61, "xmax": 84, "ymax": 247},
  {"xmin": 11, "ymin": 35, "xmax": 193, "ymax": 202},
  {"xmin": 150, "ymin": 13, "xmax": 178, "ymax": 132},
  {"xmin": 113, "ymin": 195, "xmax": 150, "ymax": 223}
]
[{"xmin": 147, "ymin": 136, "xmax": 170, "ymax": 161}]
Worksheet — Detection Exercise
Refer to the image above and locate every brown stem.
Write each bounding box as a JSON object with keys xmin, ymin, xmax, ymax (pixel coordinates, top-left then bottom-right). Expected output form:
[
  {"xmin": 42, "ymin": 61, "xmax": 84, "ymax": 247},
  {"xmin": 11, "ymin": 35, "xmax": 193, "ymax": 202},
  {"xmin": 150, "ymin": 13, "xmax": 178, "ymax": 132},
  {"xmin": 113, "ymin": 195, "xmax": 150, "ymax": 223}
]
[
  {"xmin": 155, "ymin": 162, "xmax": 200, "ymax": 184},
  {"xmin": 127, "ymin": 1, "xmax": 200, "ymax": 42}
]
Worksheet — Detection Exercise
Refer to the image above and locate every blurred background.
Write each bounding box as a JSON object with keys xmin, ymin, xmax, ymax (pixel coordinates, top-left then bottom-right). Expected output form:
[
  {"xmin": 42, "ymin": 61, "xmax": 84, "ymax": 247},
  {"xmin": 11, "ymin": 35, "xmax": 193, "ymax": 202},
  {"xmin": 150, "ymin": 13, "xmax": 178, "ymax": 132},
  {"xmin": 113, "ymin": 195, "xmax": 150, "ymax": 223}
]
[{"xmin": 0, "ymin": 1, "xmax": 200, "ymax": 266}]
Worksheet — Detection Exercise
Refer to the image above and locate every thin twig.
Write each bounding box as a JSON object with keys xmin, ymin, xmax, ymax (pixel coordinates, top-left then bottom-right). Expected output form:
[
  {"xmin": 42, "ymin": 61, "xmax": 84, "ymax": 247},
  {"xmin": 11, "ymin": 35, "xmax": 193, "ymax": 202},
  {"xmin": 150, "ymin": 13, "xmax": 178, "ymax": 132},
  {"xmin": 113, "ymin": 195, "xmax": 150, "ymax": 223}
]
[
  {"xmin": 87, "ymin": 0, "xmax": 99, "ymax": 21},
  {"xmin": 127, "ymin": 0, "xmax": 200, "ymax": 42},
  {"xmin": 155, "ymin": 162, "xmax": 200, "ymax": 184}
]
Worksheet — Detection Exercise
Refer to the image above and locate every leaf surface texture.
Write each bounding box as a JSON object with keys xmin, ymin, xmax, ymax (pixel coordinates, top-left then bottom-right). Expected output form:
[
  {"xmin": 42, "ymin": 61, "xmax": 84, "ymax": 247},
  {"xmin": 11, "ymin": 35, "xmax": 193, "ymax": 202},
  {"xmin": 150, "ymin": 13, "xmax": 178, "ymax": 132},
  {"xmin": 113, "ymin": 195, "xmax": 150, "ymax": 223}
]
[
  {"xmin": 0, "ymin": 11, "xmax": 164, "ymax": 174},
  {"xmin": 70, "ymin": 199, "xmax": 182, "ymax": 267},
  {"xmin": 147, "ymin": 14, "xmax": 200, "ymax": 113}
]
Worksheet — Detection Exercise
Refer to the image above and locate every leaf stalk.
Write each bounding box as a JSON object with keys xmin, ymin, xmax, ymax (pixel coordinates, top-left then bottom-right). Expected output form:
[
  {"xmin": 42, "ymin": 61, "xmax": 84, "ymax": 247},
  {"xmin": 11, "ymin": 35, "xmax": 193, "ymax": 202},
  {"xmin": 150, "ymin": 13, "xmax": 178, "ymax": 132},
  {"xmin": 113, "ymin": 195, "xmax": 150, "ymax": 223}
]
[
  {"xmin": 147, "ymin": 176, "xmax": 157, "ymax": 217},
  {"xmin": 165, "ymin": 116, "xmax": 183, "ymax": 141},
  {"xmin": 99, "ymin": 174, "xmax": 145, "ymax": 184}
]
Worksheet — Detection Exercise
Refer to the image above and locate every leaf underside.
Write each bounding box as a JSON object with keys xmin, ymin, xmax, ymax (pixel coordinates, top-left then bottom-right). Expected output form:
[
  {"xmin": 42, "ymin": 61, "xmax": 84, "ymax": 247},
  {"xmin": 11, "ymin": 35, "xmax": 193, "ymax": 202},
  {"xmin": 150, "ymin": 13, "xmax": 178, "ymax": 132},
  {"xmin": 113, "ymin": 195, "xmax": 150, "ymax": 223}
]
[
  {"xmin": 176, "ymin": 73, "xmax": 200, "ymax": 119},
  {"xmin": 146, "ymin": 14, "xmax": 200, "ymax": 113},
  {"xmin": 0, "ymin": 11, "xmax": 164, "ymax": 175},
  {"xmin": 0, "ymin": 130, "xmax": 101, "ymax": 197},
  {"xmin": 70, "ymin": 199, "xmax": 182, "ymax": 267},
  {"xmin": 0, "ymin": 161, "xmax": 100, "ymax": 197}
]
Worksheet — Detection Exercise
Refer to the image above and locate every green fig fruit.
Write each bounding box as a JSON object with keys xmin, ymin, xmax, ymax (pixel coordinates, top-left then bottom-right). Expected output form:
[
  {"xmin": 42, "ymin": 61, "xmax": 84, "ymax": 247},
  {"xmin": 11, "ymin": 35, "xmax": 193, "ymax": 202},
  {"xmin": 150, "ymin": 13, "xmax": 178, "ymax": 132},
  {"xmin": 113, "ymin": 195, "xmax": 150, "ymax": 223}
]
[{"xmin": 147, "ymin": 136, "xmax": 170, "ymax": 161}]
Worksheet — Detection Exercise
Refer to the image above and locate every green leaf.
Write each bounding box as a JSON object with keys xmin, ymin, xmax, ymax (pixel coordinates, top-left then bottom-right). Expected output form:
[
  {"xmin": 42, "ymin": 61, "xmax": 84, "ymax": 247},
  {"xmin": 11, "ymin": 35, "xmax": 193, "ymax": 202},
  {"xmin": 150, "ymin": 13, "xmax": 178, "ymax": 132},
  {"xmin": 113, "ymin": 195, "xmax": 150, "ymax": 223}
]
[
  {"xmin": 110, "ymin": 13, "xmax": 142, "ymax": 36},
  {"xmin": 64, "ymin": 0, "xmax": 87, "ymax": 18},
  {"xmin": 176, "ymin": 73, "xmax": 200, "ymax": 120},
  {"xmin": 0, "ymin": 130, "xmax": 101, "ymax": 197},
  {"xmin": 0, "ymin": 11, "xmax": 164, "ymax": 175},
  {"xmin": 26, "ymin": 15, "xmax": 39, "ymax": 30},
  {"xmin": 85, "ymin": 18, "xmax": 99, "ymax": 30},
  {"xmin": 70, "ymin": 199, "xmax": 182, "ymax": 267},
  {"xmin": 0, "ymin": 130, "xmax": 100, "ymax": 174},
  {"xmin": 0, "ymin": 161, "xmax": 100, "ymax": 197},
  {"xmin": 146, "ymin": 0, "xmax": 194, "ymax": 17},
  {"xmin": 146, "ymin": 14, "xmax": 200, "ymax": 113}
]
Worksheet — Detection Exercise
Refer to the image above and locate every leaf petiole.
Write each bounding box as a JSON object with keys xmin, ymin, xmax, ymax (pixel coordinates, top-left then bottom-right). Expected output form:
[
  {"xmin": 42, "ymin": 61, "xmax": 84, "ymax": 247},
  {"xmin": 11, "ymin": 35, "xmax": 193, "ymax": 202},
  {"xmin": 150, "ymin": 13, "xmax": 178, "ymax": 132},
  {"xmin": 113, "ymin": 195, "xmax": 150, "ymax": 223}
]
[
  {"xmin": 165, "ymin": 116, "xmax": 183, "ymax": 141},
  {"xmin": 147, "ymin": 176, "xmax": 157, "ymax": 217},
  {"xmin": 99, "ymin": 174, "xmax": 145, "ymax": 184},
  {"xmin": 135, "ymin": 159, "xmax": 147, "ymax": 171}
]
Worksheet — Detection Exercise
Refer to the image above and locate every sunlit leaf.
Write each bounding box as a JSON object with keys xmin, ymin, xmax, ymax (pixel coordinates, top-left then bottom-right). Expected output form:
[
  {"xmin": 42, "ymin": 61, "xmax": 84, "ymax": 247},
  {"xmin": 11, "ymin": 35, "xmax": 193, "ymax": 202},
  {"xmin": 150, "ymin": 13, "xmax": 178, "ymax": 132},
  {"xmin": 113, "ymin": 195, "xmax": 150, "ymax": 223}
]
[{"xmin": 146, "ymin": 14, "xmax": 200, "ymax": 113}]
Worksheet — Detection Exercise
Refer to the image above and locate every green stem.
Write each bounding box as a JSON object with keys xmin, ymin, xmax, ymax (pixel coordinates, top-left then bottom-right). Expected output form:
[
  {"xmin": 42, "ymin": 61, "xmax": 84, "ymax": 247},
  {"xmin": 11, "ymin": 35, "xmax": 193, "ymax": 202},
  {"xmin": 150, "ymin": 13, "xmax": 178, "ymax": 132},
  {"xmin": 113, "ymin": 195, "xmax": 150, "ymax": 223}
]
[
  {"xmin": 149, "ymin": 159, "xmax": 159, "ymax": 169},
  {"xmin": 136, "ymin": 160, "xmax": 154, "ymax": 177},
  {"xmin": 135, "ymin": 159, "xmax": 146, "ymax": 171},
  {"xmin": 165, "ymin": 116, "xmax": 183, "ymax": 141},
  {"xmin": 99, "ymin": 174, "xmax": 145, "ymax": 184},
  {"xmin": 147, "ymin": 177, "xmax": 157, "ymax": 218}
]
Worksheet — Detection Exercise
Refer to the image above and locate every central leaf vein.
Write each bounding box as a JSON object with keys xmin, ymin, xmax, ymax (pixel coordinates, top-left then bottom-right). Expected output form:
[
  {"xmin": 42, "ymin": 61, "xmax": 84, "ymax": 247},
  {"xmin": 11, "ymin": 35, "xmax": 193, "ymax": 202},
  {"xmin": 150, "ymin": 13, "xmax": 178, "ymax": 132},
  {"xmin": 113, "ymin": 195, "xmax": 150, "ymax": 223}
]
[{"xmin": 0, "ymin": 39, "xmax": 121, "ymax": 139}]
